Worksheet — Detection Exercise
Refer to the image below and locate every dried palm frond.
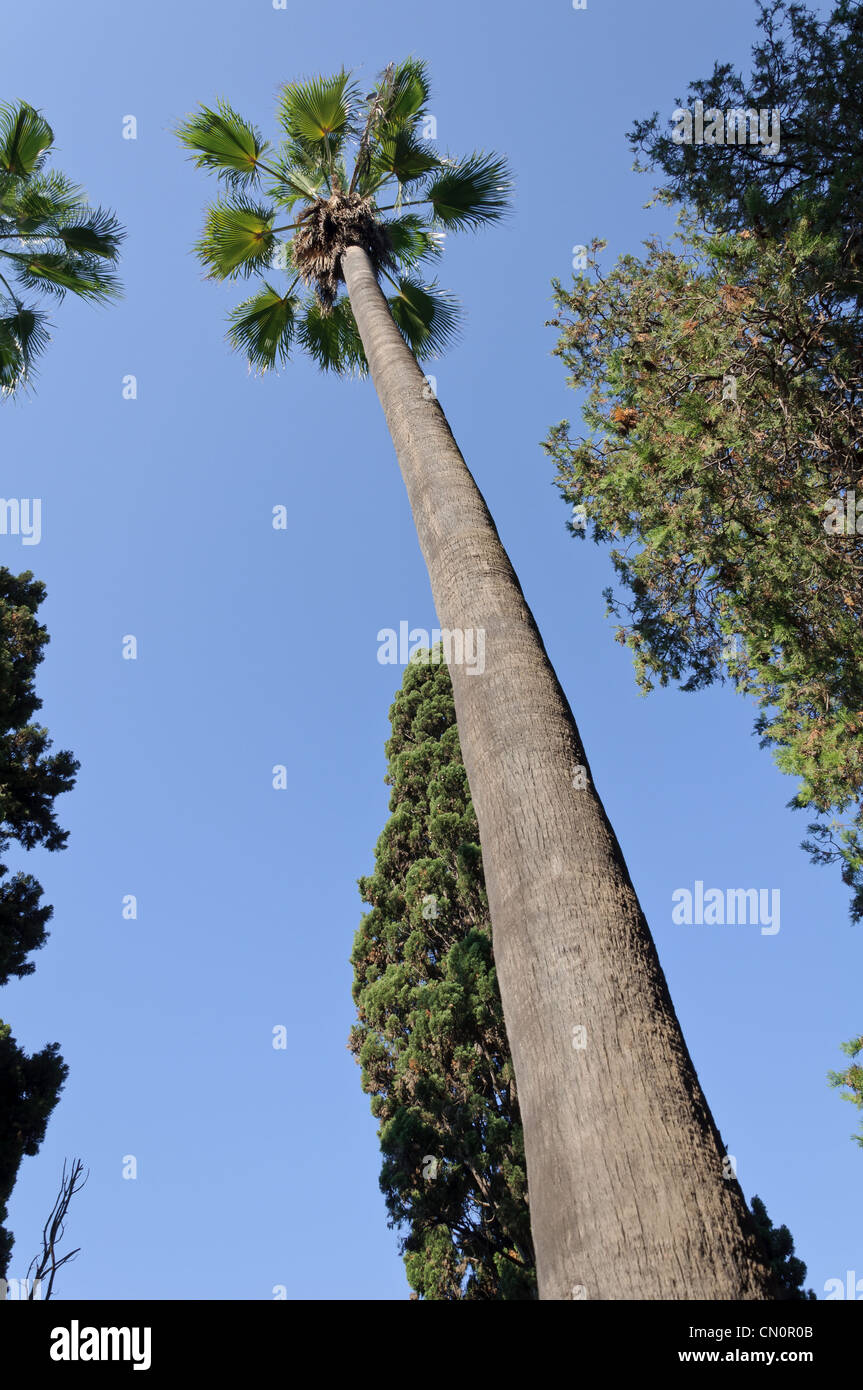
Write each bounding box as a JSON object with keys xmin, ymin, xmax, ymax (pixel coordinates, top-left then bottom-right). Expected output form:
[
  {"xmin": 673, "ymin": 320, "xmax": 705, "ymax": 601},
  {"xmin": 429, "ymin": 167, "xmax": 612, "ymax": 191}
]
[{"xmin": 292, "ymin": 191, "xmax": 394, "ymax": 312}]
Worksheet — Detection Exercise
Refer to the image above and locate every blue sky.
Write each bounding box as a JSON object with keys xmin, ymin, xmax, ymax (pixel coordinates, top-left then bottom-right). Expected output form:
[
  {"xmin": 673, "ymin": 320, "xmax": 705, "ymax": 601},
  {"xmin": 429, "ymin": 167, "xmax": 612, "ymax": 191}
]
[{"xmin": 2, "ymin": 0, "xmax": 859, "ymax": 1300}]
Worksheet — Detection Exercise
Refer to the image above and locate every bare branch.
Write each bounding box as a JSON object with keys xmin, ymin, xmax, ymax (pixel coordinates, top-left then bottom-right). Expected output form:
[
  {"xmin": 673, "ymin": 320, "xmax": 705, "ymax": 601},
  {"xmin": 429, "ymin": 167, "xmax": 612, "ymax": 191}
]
[{"xmin": 25, "ymin": 1158, "xmax": 88, "ymax": 1300}]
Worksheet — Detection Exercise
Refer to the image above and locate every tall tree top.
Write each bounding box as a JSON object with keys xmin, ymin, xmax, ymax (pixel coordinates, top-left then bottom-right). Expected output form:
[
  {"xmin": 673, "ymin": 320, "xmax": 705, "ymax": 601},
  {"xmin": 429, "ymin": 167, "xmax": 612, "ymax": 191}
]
[
  {"xmin": 177, "ymin": 59, "xmax": 512, "ymax": 374},
  {"xmin": 628, "ymin": 0, "xmax": 863, "ymax": 272},
  {"xmin": 0, "ymin": 101, "xmax": 124, "ymax": 396}
]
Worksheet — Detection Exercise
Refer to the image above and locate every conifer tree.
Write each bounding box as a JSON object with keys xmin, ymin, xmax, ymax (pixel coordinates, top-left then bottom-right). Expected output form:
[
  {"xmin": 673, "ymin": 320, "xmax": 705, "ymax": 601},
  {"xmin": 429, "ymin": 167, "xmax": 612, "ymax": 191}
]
[
  {"xmin": 546, "ymin": 218, "xmax": 863, "ymax": 914},
  {"xmin": 350, "ymin": 653, "xmax": 536, "ymax": 1299},
  {"xmin": 619, "ymin": 0, "xmax": 863, "ymax": 911},
  {"xmin": 828, "ymin": 1037, "xmax": 863, "ymax": 1149},
  {"xmin": 0, "ymin": 569, "xmax": 78, "ymax": 1277},
  {"xmin": 545, "ymin": 0, "xmax": 863, "ymax": 1148},
  {"xmin": 627, "ymin": 0, "xmax": 863, "ymax": 289},
  {"xmin": 351, "ymin": 656, "xmax": 812, "ymax": 1297},
  {"xmin": 749, "ymin": 1196, "xmax": 815, "ymax": 1300}
]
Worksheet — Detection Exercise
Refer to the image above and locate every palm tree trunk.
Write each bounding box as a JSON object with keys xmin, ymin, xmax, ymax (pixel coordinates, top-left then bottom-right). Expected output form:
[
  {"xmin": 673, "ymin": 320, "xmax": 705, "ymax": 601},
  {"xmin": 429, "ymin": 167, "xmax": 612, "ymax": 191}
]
[{"xmin": 341, "ymin": 244, "xmax": 774, "ymax": 1301}]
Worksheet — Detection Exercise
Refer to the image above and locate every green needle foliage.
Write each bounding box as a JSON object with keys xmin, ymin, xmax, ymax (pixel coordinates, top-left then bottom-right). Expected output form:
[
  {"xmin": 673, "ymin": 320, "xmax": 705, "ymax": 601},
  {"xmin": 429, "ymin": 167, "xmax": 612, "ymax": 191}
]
[
  {"xmin": 749, "ymin": 1196, "xmax": 815, "ymax": 1299},
  {"xmin": 546, "ymin": 217, "xmax": 863, "ymax": 915},
  {"xmin": 626, "ymin": 1, "xmax": 863, "ymax": 916},
  {"xmin": 177, "ymin": 59, "xmax": 511, "ymax": 373},
  {"xmin": 828, "ymin": 1037, "xmax": 863, "ymax": 1149},
  {"xmin": 0, "ymin": 101, "xmax": 123, "ymax": 395},
  {"xmin": 0, "ymin": 1026, "xmax": 67, "ymax": 1282},
  {"xmin": 349, "ymin": 654, "xmax": 536, "ymax": 1299},
  {"xmin": 627, "ymin": 0, "xmax": 863, "ymax": 292},
  {"xmin": 545, "ymin": 0, "xmax": 863, "ymax": 1150},
  {"xmin": 0, "ymin": 569, "xmax": 78, "ymax": 1277}
]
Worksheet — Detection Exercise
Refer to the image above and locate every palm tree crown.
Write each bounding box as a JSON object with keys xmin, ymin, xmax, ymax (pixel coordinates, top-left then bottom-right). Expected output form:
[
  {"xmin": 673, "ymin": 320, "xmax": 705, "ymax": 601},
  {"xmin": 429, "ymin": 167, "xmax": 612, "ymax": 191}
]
[
  {"xmin": 177, "ymin": 60, "xmax": 512, "ymax": 374},
  {"xmin": 0, "ymin": 102, "xmax": 123, "ymax": 396}
]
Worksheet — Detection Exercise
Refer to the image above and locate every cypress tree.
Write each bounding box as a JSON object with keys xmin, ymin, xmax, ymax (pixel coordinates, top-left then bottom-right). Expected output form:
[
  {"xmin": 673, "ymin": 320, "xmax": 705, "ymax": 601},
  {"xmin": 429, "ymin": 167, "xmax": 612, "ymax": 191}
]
[
  {"xmin": 0, "ymin": 568, "xmax": 78, "ymax": 1277},
  {"xmin": 351, "ymin": 656, "xmax": 812, "ymax": 1295},
  {"xmin": 349, "ymin": 652, "xmax": 536, "ymax": 1299}
]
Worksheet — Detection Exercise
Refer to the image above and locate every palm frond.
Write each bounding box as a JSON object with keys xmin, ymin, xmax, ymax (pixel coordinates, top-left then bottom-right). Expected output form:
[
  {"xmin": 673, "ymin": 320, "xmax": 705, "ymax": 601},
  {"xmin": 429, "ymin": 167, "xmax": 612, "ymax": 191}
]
[
  {"xmin": 297, "ymin": 295, "xmax": 366, "ymax": 374},
  {"xmin": 5, "ymin": 251, "xmax": 120, "ymax": 301},
  {"xmin": 268, "ymin": 149, "xmax": 327, "ymax": 209},
  {"xmin": 195, "ymin": 198, "xmax": 276, "ymax": 279},
  {"xmin": 386, "ymin": 276, "xmax": 461, "ymax": 357},
  {"xmin": 425, "ymin": 152, "xmax": 512, "ymax": 229},
  {"xmin": 227, "ymin": 282, "xmax": 299, "ymax": 371},
  {"xmin": 0, "ymin": 171, "xmax": 85, "ymax": 228},
  {"xmin": 54, "ymin": 206, "xmax": 124, "ymax": 260},
  {"xmin": 332, "ymin": 157, "xmax": 351, "ymax": 196},
  {"xmin": 365, "ymin": 128, "xmax": 440, "ymax": 194},
  {"xmin": 0, "ymin": 304, "xmax": 51, "ymax": 395},
  {"xmin": 0, "ymin": 103, "xmax": 53, "ymax": 178},
  {"xmin": 177, "ymin": 102, "xmax": 270, "ymax": 187},
  {"xmin": 379, "ymin": 58, "xmax": 431, "ymax": 130},
  {"xmin": 350, "ymin": 59, "xmax": 432, "ymax": 194},
  {"xmin": 278, "ymin": 71, "xmax": 358, "ymax": 162},
  {"xmin": 381, "ymin": 213, "xmax": 444, "ymax": 269},
  {"xmin": 0, "ymin": 108, "xmax": 122, "ymax": 393},
  {"xmin": 181, "ymin": 60, "xmax": 508, "ymax": 380}
]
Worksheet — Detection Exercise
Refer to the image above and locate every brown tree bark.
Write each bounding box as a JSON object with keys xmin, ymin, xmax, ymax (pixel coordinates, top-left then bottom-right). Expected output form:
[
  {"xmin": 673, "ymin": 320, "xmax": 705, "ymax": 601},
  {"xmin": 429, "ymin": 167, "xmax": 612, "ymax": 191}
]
[{"xmin": 341, "ymin": 243, "xmax": 774, "ymax": 1301}]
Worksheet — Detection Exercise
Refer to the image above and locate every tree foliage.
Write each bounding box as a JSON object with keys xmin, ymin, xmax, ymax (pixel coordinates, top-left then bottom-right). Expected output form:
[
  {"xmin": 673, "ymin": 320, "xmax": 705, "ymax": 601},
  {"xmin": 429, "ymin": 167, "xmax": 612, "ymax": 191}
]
[
  {"xmin": 349, "ymin": 654, "xmax": 536, "ymax": 1299},
  {"xmin": 545, "ymin": 0, "xmax": 863, "ymax": 1154},
  {"xmin": 628, "ymin": 0, "xmax": 863, "ymax": 285},
  {"xmin": 828, "ymin": 1036, "xmax": 863, "ymax": 1149},
  {"xmin": 0, "ymin": 1027, "xmax": 68, "ymax": 1280},
  {"xmin": 0, "ymin": 570, "xmax": 77, "ymax": 1276},
  {"xmin": 749, "ymin": 1195, "xmax": 815, "ymax": 1299},
  {"xmin": 177, "ymin": 59, "xmax": 511, "ymax": 373},
  {"xmin": 545, "ymin": 0, "xmax": 863, "ymax": 922},
  {"xmin": 0, "ymin": 101, "xmax": 123, "ymax": 395},
  {"xmin": 546, "ymin": 216, "xmax": 863, "ymax": 912}
]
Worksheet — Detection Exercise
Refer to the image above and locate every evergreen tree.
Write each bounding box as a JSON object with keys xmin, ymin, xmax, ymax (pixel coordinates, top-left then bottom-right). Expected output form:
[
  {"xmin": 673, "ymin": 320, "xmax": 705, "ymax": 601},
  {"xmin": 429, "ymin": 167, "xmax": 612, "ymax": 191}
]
[
  {"xmin": 0, "ymin": 1026, "xmax": 68, "ymax": 1280},
  {"xmin": 0, "ymin": 570, "xmax": 78, "ymax": 1277},
  {"xmin": 627, "ymin": 0, "xmax": 863, "ymax": 289},
  {"xmin": 828, "ymin": 1037, "xmax": 863, "ymax": 1149},
  {"xmin": 749, "ymin": 1195, "xmax": 815, "ymax": 1299},
  {"xmin": 545, "ymin": 0, "xmax": 863, "ymax": 1148},
  {"xmin": 349, "ymin": 653, "xmax": 536, "ymax": 1299},
  {"xmin": 351, "ymin": 656, "xmax": 807, "ymax": 1298},
  {"xmin": 598, "ymin": 0, "xmax": 863, "ymax": 913},
  {"xmin": 546, "ymin": 217, "xmax": 863, "ymax": 914}
]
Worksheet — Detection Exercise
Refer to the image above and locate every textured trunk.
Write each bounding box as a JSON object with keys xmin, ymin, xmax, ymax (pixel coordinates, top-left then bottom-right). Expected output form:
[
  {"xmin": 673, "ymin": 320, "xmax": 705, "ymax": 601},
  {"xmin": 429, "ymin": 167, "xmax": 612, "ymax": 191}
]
[{"xmin": 341, "ymin": 244, "xmax": 773, "ymax": 1301}]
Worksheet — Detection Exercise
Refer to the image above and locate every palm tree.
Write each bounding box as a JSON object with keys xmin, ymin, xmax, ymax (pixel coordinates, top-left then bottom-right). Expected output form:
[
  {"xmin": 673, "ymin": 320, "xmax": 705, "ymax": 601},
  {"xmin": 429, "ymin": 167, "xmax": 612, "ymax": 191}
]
[
  {"xmin": 178, "ymin": 61, "xmax": 775, "ymax": 1300},
  {"xmin": 0, "ymin": 101, "xmax": 123, "ymax": 396},
  {"xmin": 0, "ymin": 102, "xmax": 121, "ymax": 1273}
]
